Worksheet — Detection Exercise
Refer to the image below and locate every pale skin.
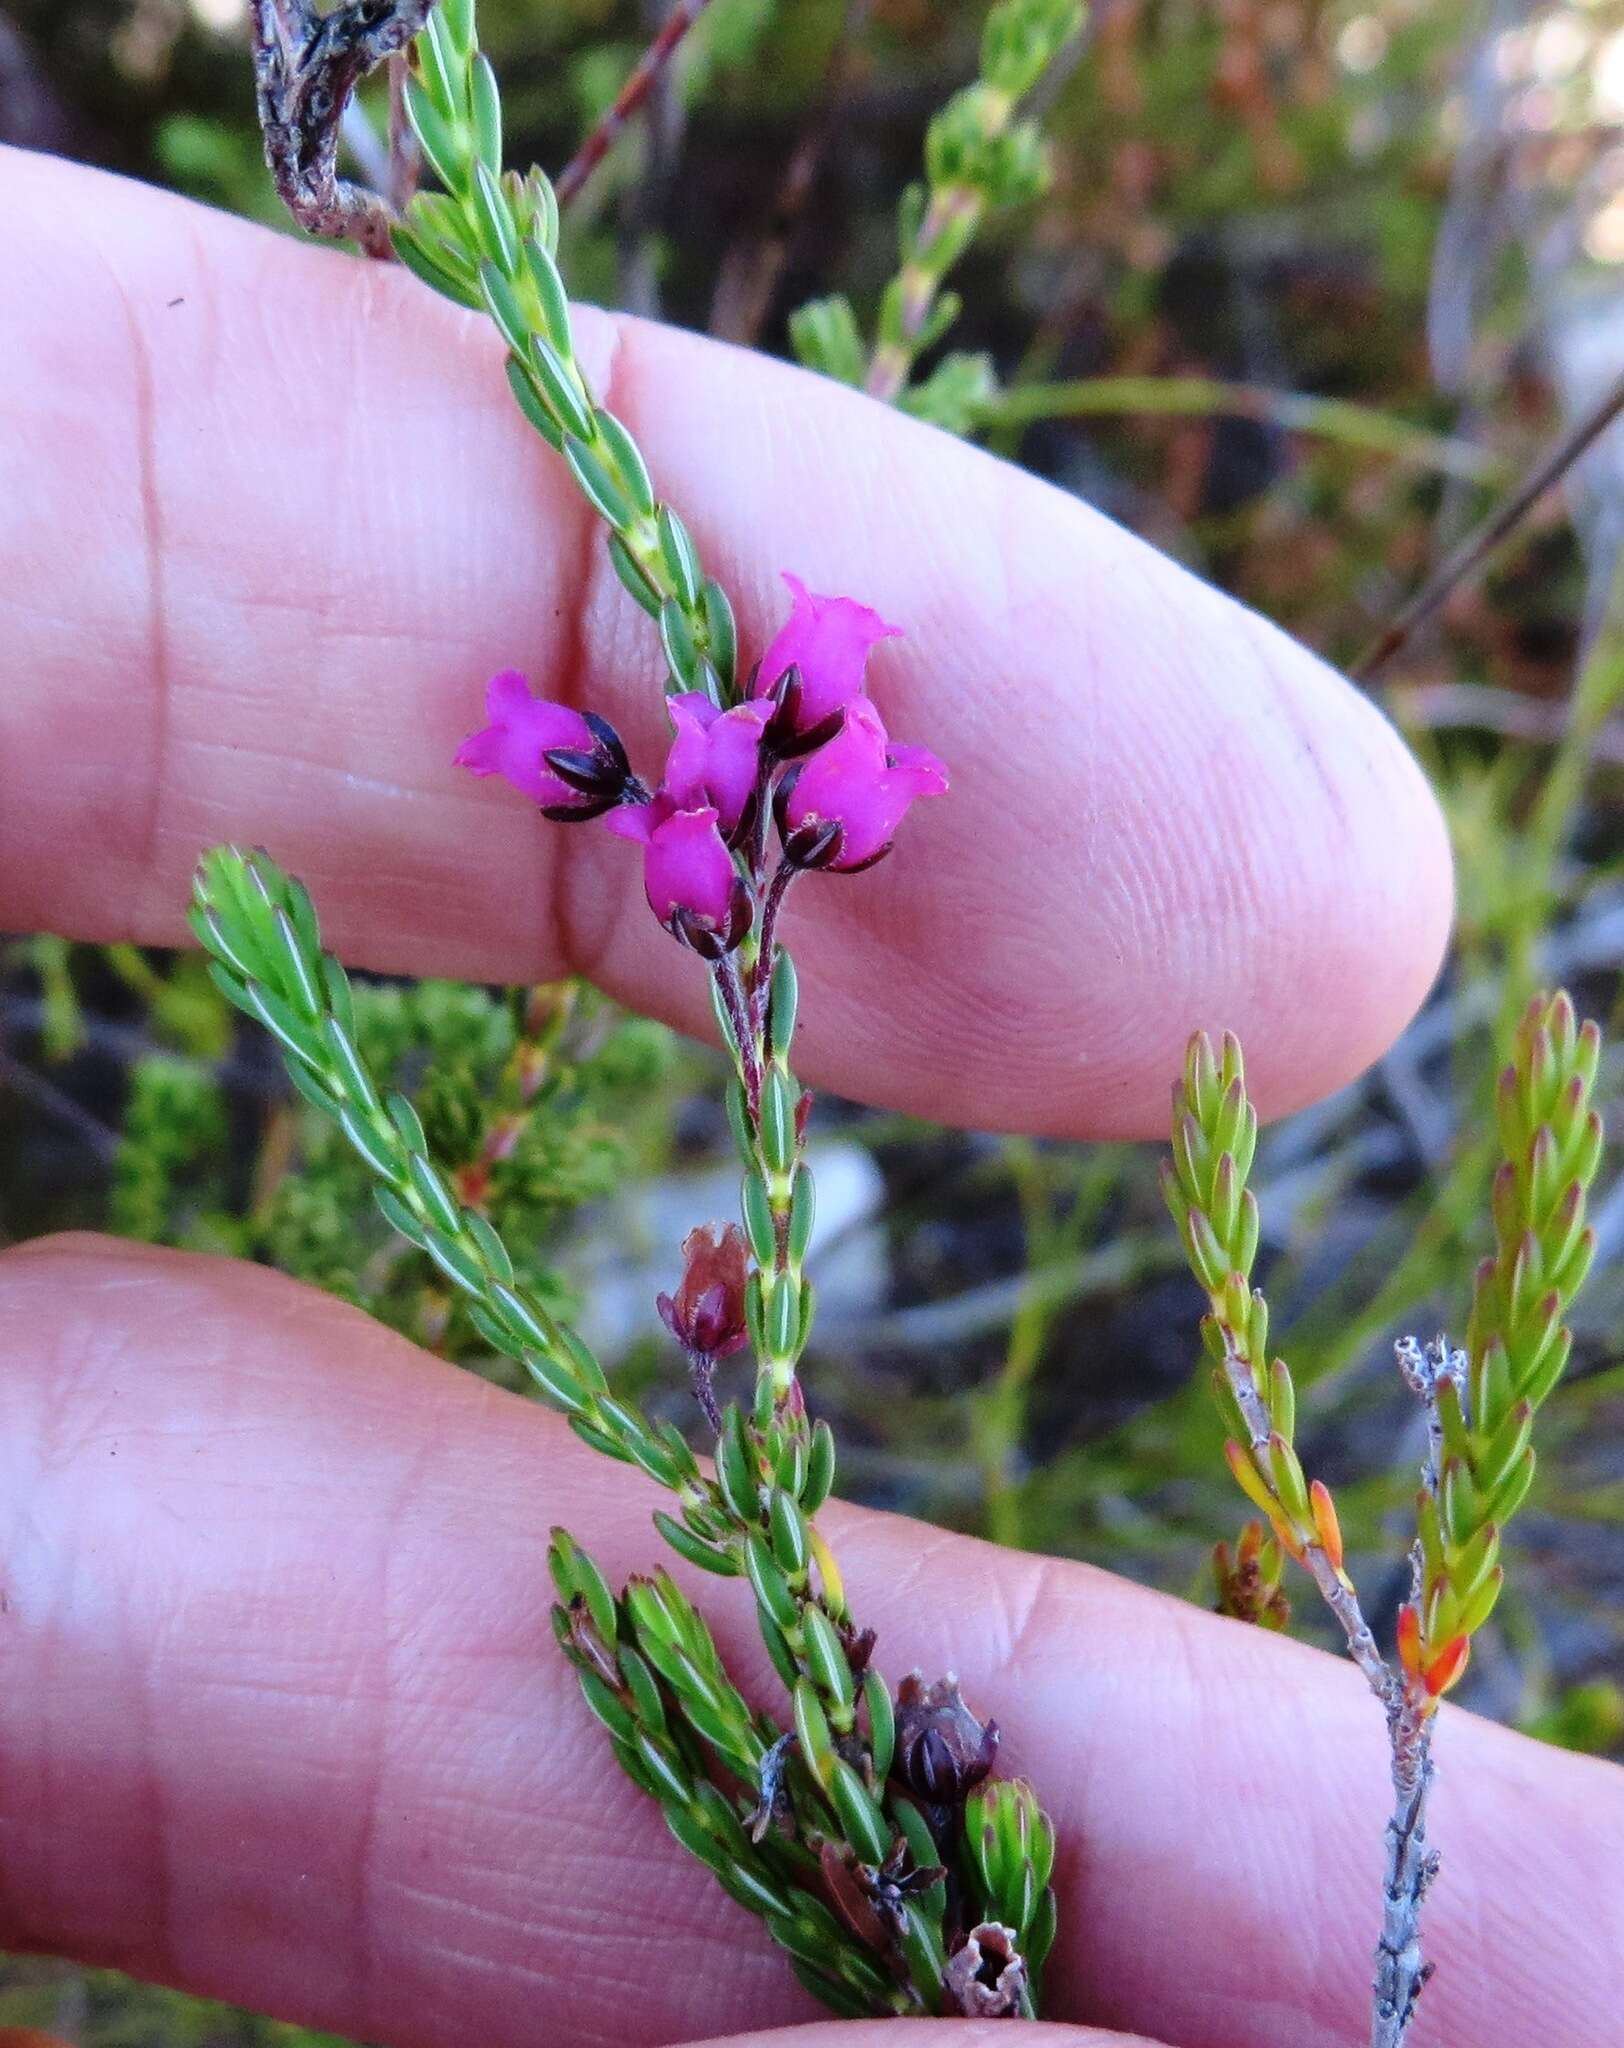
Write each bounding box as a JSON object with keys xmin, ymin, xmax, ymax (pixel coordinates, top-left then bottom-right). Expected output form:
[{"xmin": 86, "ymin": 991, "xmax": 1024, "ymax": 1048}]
[{"xmin": 0, "ymin": 144, "xmax": 1618, "ymax": 2048}]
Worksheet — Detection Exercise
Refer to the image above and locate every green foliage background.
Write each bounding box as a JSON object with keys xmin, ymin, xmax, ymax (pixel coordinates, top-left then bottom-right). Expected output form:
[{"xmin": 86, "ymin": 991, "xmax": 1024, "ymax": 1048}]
[{"xmin": 2, "ymin": 0, "xmax": 1622, "ymax": 2036}]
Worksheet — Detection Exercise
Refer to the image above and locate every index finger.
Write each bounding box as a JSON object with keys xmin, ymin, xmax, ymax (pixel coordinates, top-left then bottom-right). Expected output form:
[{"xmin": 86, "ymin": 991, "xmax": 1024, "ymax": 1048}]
[
  {"xmin": 1, "ymin": 1238, "xmax": 1617, "ymax": 2048},
  {"xmin": 0, "ymin": 147, "xmax": 1452, "ymax": 1137}
]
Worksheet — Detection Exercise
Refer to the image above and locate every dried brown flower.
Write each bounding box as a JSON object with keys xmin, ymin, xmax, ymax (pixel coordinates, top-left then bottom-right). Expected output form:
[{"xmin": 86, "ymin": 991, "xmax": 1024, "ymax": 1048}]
[
  {"xmin": 892, "ymin": 1672, "xmax": 999, "ymax": 1807},
  {"xmin": 944, "ymin": 1923, "xmax": 1028, "ymax": 2018},
  {"xmin": 657, "ymin": 1223, "xmax": 751, "ymax": 1360}
]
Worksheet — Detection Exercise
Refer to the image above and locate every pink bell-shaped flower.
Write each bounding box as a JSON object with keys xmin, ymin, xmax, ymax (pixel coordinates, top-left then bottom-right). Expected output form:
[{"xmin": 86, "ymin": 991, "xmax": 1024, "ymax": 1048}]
[
  {"xmin": 778, "ymin": 698, "xmax": 947, "ymax": 872},
  {"xmin": 454, "ymin": 671, "xmax": 633, "ymax": 820},
  {"xmin": 751, "ymin": 573, "xmax": 901, "ymax": 747},
  {"xmin": 605, "ymin": 801, "xmax": 751, "ymax": 957},
  {"xmin": 663, "ymin": 693, "xmax": 772, "ymax": 843}
]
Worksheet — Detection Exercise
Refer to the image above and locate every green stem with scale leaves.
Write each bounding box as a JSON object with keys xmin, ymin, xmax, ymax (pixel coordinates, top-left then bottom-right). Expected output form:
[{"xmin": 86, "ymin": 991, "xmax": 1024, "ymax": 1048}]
[
  {"xmin": 234, "ymin": 0, "xmax": 1063, "ymax": 2015},
  {"xmin": 390, "ymin": 0, "xmax": 737, "ymax": 706},
  {"xmin": 191, "ymin": 842, "xmax": 929, "ymax": 2008},
  {"xmin": 790, "ymin": 0, "xmax": 1081, "ymax": 414},
  {"xmin": 193, "ymin": 838, "xmax": 1056, "ymax": 2017},
  {"xmin": 1163, "ymin": 998, "xmax": 1608, "ymax": 2048}
]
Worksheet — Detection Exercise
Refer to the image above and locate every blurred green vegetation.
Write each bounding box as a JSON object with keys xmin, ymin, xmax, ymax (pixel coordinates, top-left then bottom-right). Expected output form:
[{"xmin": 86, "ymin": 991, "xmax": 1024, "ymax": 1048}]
[{"xmin": 2, "ymin": 0, "xmax": 1622, "ymax": 2037}]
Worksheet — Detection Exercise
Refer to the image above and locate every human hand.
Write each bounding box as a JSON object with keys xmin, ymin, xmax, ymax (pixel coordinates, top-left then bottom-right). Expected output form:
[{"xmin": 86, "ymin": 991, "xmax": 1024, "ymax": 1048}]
[
  {"xmin": 1, "ymin": 144, "xmax": 1450, "ymax": 1136},
  {"xmin": 3, "ymin": 1237, "xmax": 1620, "ymax": 2048},
  {"xmin": 5, "ymin": 146, "xmax": 1615, "ymax": 2048}
]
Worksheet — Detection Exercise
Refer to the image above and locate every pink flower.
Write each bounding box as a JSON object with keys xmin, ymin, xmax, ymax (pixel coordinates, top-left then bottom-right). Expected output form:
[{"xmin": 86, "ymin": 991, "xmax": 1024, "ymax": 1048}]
[
  {"xmin": 778, "ymin": 698, "xmax": 948, "ymax": 872},
  {"xmin": 663, "ymin": 693, "xmax": 771, "ymax": 841},
  {"xmin": 454, "ymin": 670, "xmax": 632, "ymax": 819},
  {"xmin": 605, "ymin": 801, "xmax": 750, "ymax": 957},
  {"xmin": 752, "ymin": 573, "xmax": 902, "ymax": 745}
]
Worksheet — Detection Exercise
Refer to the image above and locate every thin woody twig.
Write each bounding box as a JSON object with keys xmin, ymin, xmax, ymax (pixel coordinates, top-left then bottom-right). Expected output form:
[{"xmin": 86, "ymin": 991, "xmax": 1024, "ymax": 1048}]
[
  {"xmin": 555, "ymin": 0, "xmax": 714, "ymax": 210},
  {"xmin": 1395, "ymin": 1335, "xmax": 1466, "ymax": 1500},
  {"xmin": 250, "ymin": 0, "xmax": 435, "ymax": 257},
  {"xmin": 1367, "ymin": 1333, "xmax": 1467, "ymax": 2048},
  {"xmin": 1354, "ymin": 368, "xmax": 1624, "ymax": 679},
  {"xmin": 616, "ymin": 0, "xmax": 686, "ymax": 318},
  {"xmin": 709, "ymin": 0, "xmax": 872, "ymax": 346},
  {"xmin": 1223, "ymin": 1328, "xmax": 1439, "ymax": 2048},
  {"xmin": 1370, "ymin": 1746, "xmax": 1438, "ymax": 2048},
  {"xmin": 1220, "ymin": 1336, "xmax": 1393, "ymax": 1700}
]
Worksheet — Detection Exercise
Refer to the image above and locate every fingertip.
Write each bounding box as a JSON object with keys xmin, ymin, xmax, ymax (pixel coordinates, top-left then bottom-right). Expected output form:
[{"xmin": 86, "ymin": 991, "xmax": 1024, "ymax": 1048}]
[
  {"xmin": 984, "ymin": 578, "xmax": 1455, "ymax": 1139},
  {"xmin": 0, "ymin": 152, "xmax": 1455, "ymax": 1142},
  {"xmin": 1177, "ymin": 608, "xmax": 1455, "ymax": 1129}
]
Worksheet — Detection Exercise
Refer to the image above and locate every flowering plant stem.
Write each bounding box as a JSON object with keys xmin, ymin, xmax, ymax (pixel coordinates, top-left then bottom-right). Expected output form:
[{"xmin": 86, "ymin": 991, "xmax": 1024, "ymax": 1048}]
[
  {"xmin": 232, "ymin": 0, "xmax": 1060, "ymax": 2022},
  {"xmin": 386, "ymin": 0, "xmax": 738, "ymax": 705},
  {"xmin": 787, "ymin": 0, "xmax": 1080, "ymax": 425},
  {"xmin": 862, "ymin": 0, "xmax": 1081, "ymax": 403},
  {"xmin": 1163, "ymin": 998, "xmax": 1605, "ymax": 2046},
  {"xmin": 191, "ymin": 841, "xmax": 1055, "ymax": 2018}
]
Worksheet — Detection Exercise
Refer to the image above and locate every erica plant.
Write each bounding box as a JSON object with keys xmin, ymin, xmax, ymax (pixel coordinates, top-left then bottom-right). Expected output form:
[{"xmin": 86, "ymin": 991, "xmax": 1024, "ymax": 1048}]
[
  {"xmin": 179, "ymin": 3, "xmax": 1612, "ymax": 2043},
  {"xmin": 197, "ymin": 7, "xmax": 1057, "ymax": 2014},
  {"xmin": 1163, "ymin": 1003, "xmax": 1606, "ymax": 2045},
  {"xmin": 190, "ymin": 563, "xmax": 1046, "ymax": 2016}
]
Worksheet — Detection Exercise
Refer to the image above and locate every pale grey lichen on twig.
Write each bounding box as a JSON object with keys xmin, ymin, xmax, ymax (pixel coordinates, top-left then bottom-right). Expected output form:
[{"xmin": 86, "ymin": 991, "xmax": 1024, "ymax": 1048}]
[
  {"xmin": 1164, "ymin": 1004, "xmax": 1607, "ymax": 2048},
  {"xmin": 1370, "ymin": 1336, "xmax": 1461, "ymax": 2048},
  {"xmin": 1219, "ymin": 1330, "xmax": 1392, "ymax": 1696},
  {"xmin": 249, "ymin": 0, "xmax": 435, "ymax": 256}
]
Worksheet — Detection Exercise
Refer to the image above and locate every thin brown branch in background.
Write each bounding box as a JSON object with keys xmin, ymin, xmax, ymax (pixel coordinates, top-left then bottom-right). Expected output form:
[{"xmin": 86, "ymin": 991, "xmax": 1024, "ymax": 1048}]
[
  {"xmin": 554, "ymin": 0, "xmax": 714, "ymax": 211},
  {"xmin": 616, "ymin": 0, "xmax": 687, "ymax": 319},
  {"xmin": 709, "ymin": 0, "xmax": 873, "ymax": 348},
  {"xmin": 250, "ymin": 0, "xmax": 434, "ymax": 257},
  {"xmin": 1355, "ymin": 369, "xmax": 1624, "ymax": 680}
]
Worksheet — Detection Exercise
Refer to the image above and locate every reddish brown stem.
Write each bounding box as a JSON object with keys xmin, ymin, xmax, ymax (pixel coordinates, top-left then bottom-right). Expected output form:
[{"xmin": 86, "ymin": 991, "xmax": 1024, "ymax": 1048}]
[
  {"xmin": 709, "ymin": 0, "xmax": 872, "ymax": 345},
  {"xmin": 555, "ymin": 0, "xmax": 715, "ymax": 209},
  {"xmin": 751, "ymin": 858, "xmax": 798, "ymax": 1039},
  {"xmin": 713, "ymin": 955, "xmax": 762, "ymax": 1116},
  {"xmin": 1355, "ymin": 369, "xmax": 1624, "ymax": 679}
]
